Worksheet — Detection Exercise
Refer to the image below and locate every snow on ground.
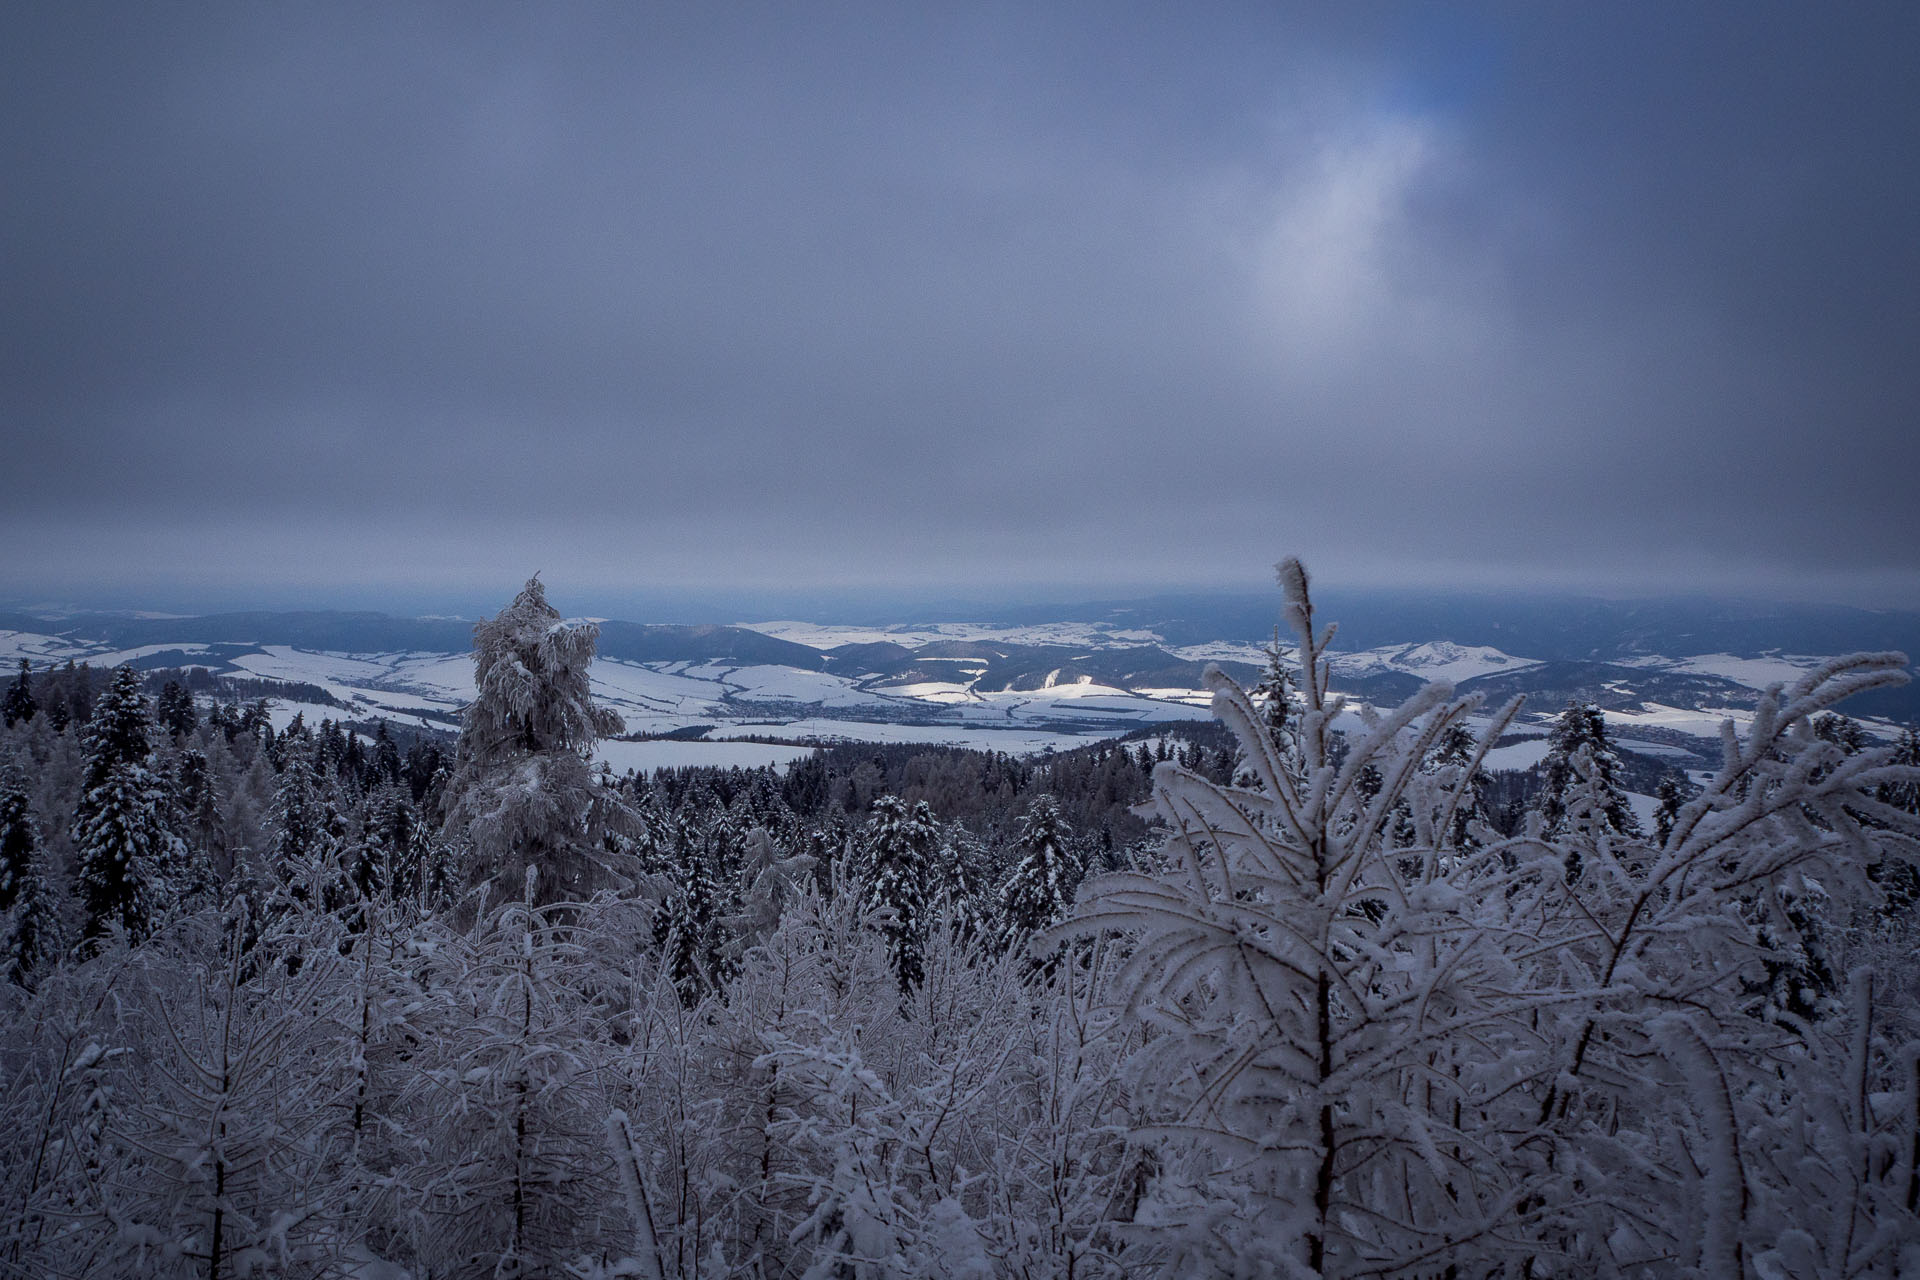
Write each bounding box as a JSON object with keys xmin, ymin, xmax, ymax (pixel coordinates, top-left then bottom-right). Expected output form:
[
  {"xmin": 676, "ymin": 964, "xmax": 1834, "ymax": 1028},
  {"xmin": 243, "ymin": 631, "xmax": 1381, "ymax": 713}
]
[
  {"xmin": 1613, "ymin": 738, "xmax": 1702, "ymax": 761},
  {"xmin": 229, "ymin": 646, "xmax": 400, "ymax": 687},
  {"xmin": 688, "ymin": 664, "xmax": 894, "ymax": 708},
  {"xmin": 594, "ymin": 739, "xmax": 819, "ymax": 774},
  {"xmin": 1625, "ymin": 791, "xmax": 1659, "ymax": 832},
  {"xmin": 89, "ymin": 642, "xmax": 218, "ymax": 666},
  {"xmin": 878, "ymin": 681, "xmax": 980, "ymax": 702},
  {"xmin": 1169, "ymin": 642, "xmax": 1272, "ymax": 665},
  {"xmin": 1482, "ymin": 737, "xmax": 1553, "ymax": 771},
  {"xmin": 28, "ymin": 620, "xmax": 1867, "ymax": 765},
  {"xmin": 1651, "ymin": 653, "xmax": 1828, "ymax": 689},
  {"xmin": 966, "ymin": 686, "xmax": 1216, "ymax": 724},
  {"xmin": 1604, "ymin": 702, "xmax": 1756, "ymax": 739},
  {"xmin": 0, "ymin": 630, "xmax": 99, "ymax": 664},
  {"xmin": 588, "ymin": 660, "xmax": 731, "ymax": 717},
  {"xmin": 742, "ymin": 620, "xmax": 1165, "ymax": 651},
  {"xmin": 262, "ymin": 700, "xmax": 352, "ymax": 733},
  {"xmin": 1333, "ymin": 642, "xmax": 1542, "ymax": 685},
  {"xmin": 1130, "ymin": 688, "xmax": 1215, "ymax": 707}
]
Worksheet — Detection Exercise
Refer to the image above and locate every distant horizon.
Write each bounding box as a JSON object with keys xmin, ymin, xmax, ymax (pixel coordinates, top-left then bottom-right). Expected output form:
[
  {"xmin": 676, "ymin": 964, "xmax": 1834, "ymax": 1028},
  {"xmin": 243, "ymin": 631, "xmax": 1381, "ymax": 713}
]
[{"xmin": 8, "ymin": 571, "xmax": 1920, "ymax": 628}]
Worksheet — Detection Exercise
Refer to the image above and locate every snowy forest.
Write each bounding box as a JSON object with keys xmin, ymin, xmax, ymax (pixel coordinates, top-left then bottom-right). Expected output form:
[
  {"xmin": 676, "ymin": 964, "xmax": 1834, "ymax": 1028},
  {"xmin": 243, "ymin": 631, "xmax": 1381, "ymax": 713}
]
[{"xmin": 1, "ymin": 562, "xmax": 1917, "ymax": 1279}]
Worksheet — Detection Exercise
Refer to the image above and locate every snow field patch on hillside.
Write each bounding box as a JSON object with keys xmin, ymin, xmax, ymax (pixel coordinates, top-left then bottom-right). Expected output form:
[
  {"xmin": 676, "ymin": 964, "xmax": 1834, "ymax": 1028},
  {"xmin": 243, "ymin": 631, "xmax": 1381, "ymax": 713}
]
[
  {"xmin": 741, "ymin": 619, "xmax": 1166, "ymax": 651},
  {"xmin": 1481, "ymin": 737, "xmax": 1553, "ymax": 771},
  {"xmin": 1619, "ymin": 652, "xmax": 1829, "ymax": 689},
  {"xmin": 1169, "ymin": 641, "xmax": 1272, "ymax": 665},
  {"xmin": 686, "ymin": 663, "xmax": 894, "ymax": 708},
  {"xmin": 0, "ymin": 630, "xmax": 110, "ymax": 664},
  {"xmin": 1332, "ymin": 642, "xmax": 1543, "ymax": 684}
]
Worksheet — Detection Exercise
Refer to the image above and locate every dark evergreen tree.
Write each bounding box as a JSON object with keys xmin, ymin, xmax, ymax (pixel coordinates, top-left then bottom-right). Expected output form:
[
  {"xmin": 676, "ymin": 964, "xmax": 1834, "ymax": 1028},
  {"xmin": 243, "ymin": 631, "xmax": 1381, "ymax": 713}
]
[
  {"xmin": 2, "ymin": 659, "xmax": 35, "ymax": 728},
  {"xmin": 78, "ymin": 666, "xmax": 151, "ymax": 791},
  {"xmin": 46, "ymin": 658, "xmax": 93, "ymax": 731},
  {"xmin": 652, "ymin": 812, "xmax": 729, "ymax": 1005},
  {"xmin": 0, "ymin": 769, "xmax": 58, "ymax": 986},
  {"xmin": 1653, "ymin": 772, "xmax": 1691, "ymax": 845},
  {"xmin": 1812, "ymin": 711, "xmax": 1871, "ymax": 755},
  {"xmin": 372, "ymin": 720, "xmax": 403, "ymax": 789},
  {"xmin": 173, "ymin": 747, "xmax": 230, "ymax": 885},
  {"xmin": 155, "ymin": 678, "xmax": 196, "ymax": 739},
  {"xmin": 259, "ymin": 747, "xmax": 350, "ymax": 947},
  {"xmin": 1423, "ymin": 721, "xmax": 1496, "ymax": 850},
  {"xmin": 998, "ymin": 793, "xmax": 1077, "ymax": 943},
  {"xmin": 1535, "ymin": 701, "xmax": 1640, "ymax": 847},
  {"xmin": 863, "ymin": 794, "xmax": 933, "ymax": 993},
  {"xmin": 72, "ymin": 668, "xmax": 179, "ymax": 945}
]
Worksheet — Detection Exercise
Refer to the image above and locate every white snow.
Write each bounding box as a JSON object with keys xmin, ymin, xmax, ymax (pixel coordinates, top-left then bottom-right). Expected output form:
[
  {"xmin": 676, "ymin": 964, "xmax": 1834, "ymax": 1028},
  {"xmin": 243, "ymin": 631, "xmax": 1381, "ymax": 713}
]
[
  {"xmin": 741, "ymin": 619, "xmax": 1167, "ymax": 651},
  {"xmin": 1168, "ymin": 641, "xmax": 1272, "ymax": 665},
  {"xmin": 1332, "ymin": 642, "xmax": 1542, "ymax": 685},
  {"xmin": 1481, "ymin": 737, "xmax": 1553, "ymax": 771},
  {"xmin": 1653, "ymin": 653, "xmax": 1828, "ymax": 689}
]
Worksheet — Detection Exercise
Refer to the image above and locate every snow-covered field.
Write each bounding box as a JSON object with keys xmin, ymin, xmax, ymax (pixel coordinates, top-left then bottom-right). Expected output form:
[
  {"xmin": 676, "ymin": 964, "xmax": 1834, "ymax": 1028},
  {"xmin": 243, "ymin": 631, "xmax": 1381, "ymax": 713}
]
[
  {"xmin": 1331, "ymin": 642, "xmax": 1542, "ymax": 685},
  {"xmin": 7, "ymin": 612, "xmax": 1905, "ymax": 762},
  {"xmin": 742, "ymin": 619, "xmax": 1164, "ymax": 650},
  {"xmin": 1481, "ymin": 737, "xmax": 1553, "ymax": 771},
  {"xmin": 1611, "ymin": 652, "xmax": 1829, "ymax": 688},
  {"xmin": 71, "ymin": 641, "xmax": 1222, "ymax": 755}
]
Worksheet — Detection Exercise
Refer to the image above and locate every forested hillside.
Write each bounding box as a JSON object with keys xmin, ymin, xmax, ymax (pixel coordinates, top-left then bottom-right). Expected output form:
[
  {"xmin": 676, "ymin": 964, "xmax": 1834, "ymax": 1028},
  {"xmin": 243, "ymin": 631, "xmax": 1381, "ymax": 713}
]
[{"xmin": 1, "ymin": 569, "xmax": 1916, "ymax": 1277}]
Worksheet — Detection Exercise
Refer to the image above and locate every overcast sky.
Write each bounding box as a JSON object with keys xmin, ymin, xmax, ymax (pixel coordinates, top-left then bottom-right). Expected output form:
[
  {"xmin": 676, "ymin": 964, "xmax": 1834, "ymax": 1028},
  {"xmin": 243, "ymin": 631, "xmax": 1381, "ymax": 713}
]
[{"xmin": 3, "ymin": 3, "xmax": 1917, "ymax": 612}]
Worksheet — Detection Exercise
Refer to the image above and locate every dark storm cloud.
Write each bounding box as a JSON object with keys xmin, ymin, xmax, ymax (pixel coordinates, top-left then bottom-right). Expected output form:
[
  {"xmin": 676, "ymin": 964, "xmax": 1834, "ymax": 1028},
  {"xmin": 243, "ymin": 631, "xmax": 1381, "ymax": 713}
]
[{"xmin": 3, "ymin": 2, "xmax": 1916, "ymax": 605}]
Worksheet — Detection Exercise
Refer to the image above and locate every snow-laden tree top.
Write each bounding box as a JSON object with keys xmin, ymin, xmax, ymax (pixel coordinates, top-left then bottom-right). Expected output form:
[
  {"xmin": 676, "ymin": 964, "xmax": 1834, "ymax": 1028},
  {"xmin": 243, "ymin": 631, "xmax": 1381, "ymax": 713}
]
[
  {"xmin": 446, "ymin": 576, "xmax": 632, "ymax": 901},
  {"xmin": 461, "ymin": 576, "xmax": 624, "ymax": 764}
]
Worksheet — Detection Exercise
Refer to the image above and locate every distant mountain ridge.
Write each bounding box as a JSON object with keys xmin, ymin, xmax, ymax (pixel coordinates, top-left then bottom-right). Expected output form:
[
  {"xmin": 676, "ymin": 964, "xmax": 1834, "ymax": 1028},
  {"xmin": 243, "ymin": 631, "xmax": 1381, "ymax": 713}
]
[
  {"xmin": 942, "ymin": 591, "xmax": 1920, "ymax": 663},
  {"xmin": 0, "ymin": 610, "xmax": 825, "ymax": 671},
  {"xmin": 4, "ymin": 590, "xmax": 1914, "ymax": 729}
]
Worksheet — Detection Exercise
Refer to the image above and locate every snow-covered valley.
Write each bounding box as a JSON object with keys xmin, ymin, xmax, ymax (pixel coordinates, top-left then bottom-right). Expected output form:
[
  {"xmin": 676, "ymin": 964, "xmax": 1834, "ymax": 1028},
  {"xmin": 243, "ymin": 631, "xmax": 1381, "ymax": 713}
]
[{"xmin": 2, "ymin": 603, "xmax": 1909, "ymax": 773}]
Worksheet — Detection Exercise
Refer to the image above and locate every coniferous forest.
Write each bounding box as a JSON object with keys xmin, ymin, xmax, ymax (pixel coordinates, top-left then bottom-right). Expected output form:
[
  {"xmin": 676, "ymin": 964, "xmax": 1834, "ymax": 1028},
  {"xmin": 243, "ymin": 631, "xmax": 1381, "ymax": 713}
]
[{"xmin": 2, "ymin": 563, "xmax": 1917, "ymax": 1278}]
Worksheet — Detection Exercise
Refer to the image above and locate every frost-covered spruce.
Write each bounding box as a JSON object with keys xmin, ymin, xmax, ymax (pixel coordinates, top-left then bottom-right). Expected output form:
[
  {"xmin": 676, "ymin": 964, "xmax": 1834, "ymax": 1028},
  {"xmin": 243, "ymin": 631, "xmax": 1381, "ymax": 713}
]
[
  {"xmin": 863, "ymin": 794, "xmax": 934, "ymax": 992},
  {"xmin": 442, "ymin": 576, "xmax": 632, "ymax": 902},
  {"xmin": 0, "ymin": 768, "xmax": 58, "ymax": 985},
  {"xmin": 154, "ymin": 678, "xmax": 195, "ymax": 739},
  {"xmin": 77, "ymin": 666, "xmax": 150, "ymax": 792},
  {"xmin": 265, "ymin": 748, "xmax": 348, "ymax": 911},
  {"xmin": 998, "ymin": 792, "xmax": 1077, "ymax": 943},
  {"xmin": 652, "ymin": 811, "xmax": 735, "ymax": 1004},
  {"xmin": 1535, "ymin": 699, "xmax": 1640, "ymax": 840},
  {"xmin": 1249, "ymin": 625, "xmax": 1301, "ymax": 781},
  {"xmin": 72, "ymin": 667, "xmax": 182, "ymax": 945}
]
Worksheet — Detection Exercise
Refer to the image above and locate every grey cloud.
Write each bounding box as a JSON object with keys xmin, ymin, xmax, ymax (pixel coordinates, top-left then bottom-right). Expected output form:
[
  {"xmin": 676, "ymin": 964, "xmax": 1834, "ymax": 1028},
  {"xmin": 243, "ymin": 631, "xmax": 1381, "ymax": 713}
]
[{"xmin": 2, "ymin": 3, "xmax": 1916, "ymax": 607}]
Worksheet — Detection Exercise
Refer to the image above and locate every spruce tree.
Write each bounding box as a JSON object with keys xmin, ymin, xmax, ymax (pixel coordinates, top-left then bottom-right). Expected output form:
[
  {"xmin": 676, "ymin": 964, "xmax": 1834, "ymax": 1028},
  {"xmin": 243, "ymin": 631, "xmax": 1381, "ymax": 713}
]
[
  {"xmin": 155, "ymin": 678, "xmax": 196, "ymax": 739},
  {"xmin": 442, "ymin": 577, "xmax": 631, "ymax": 901},
  {"xmin": 372, "ymin": 720, "xmax": 403, "ymax": 789},
  {"xmin": 72, "ymin": 667, "xmax": 179, "ymax": 945},
  {"xmin": 1253, "ymin": 627, "xmax": 1297, "ymax": 765},
  {"xmin": 1653, "ymin": 772, "xmax": 1691, "ymax": 845},
  {"xmin": 2, "ymin": 659, "xmax": 35, "ymax": 727},
  {"xmin": 999, "ymin": 793, "xmax": 1077, "ymax": 942},
  {"xmin": 1535, "ymin": 701, "xmax": 1640, "ymax": 840},
  {"xmin": 863, "ymin": 794, "xmax": 932, "ymax": 993},
  {"xmin": 0, "ymin": 768, "xmax": 58, "ymax": 986},
  {"xmin": 652, "ymin": 811, "xmax": 729, "ymax": 1004},
  {"xmin": 256, "ymin": 745, "xmax": 352, "ymax": 951}
]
